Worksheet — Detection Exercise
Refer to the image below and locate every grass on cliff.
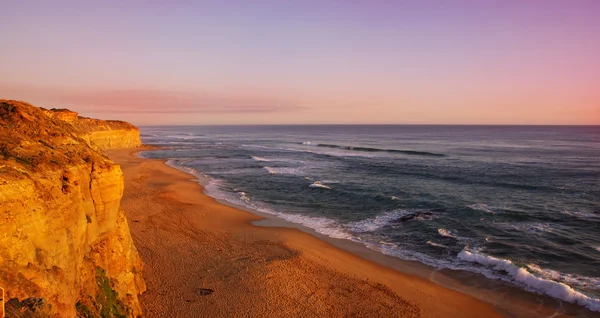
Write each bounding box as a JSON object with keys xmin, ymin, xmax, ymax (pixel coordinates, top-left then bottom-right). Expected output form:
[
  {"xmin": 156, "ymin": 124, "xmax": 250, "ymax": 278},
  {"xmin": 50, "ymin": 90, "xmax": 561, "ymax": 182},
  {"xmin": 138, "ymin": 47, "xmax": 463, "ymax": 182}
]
[{"xmin": 76, "ymin": 268, "xmax": 130, "ymax": 318}]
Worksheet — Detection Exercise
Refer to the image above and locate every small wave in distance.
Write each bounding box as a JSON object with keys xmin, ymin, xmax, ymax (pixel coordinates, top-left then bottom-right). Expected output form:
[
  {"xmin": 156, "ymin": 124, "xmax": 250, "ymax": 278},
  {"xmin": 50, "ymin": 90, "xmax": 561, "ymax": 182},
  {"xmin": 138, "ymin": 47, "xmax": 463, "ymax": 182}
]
[
  {"xmin": 302, "ymin": 142, "xmax": 445, "ymax": 157},
  {"xmin": 309, "ymin": 181, "xmax": 332, "ymax": 189}
]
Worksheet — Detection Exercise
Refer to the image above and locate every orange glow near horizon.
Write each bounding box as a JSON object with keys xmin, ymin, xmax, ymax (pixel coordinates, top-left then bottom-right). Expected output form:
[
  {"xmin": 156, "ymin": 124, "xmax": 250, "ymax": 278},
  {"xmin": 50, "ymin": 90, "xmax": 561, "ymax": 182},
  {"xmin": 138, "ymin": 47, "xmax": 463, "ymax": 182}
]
[{"xmin": 0, "ymin": 1, "xmax": 598, "ymax": 125}]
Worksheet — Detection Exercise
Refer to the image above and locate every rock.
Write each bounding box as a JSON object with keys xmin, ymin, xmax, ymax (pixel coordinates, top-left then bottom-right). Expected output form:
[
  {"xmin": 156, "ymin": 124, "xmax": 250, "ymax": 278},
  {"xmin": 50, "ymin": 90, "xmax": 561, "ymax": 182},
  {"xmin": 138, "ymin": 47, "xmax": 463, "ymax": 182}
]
[
  {"xmin": 396, "ymin": 211, "xmax": 434, "ymax": 222},
  {"xmin": 198, "ymin": 289, "xmax": 214, "ymax": 296}
]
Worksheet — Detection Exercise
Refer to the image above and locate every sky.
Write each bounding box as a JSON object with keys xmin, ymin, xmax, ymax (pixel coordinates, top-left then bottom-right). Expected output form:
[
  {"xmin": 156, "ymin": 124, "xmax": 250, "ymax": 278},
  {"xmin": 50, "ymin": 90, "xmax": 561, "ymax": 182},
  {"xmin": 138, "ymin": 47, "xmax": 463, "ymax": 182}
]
[{"xmin": 1, "ymin": 0, "xmax": 599, "ymax": 125}]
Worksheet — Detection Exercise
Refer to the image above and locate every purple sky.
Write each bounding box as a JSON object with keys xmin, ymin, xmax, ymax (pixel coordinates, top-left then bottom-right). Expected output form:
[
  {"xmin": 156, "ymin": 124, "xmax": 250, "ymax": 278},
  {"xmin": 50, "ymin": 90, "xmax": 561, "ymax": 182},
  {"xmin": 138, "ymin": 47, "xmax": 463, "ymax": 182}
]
[{"xmin": 1, "ymin": 0, "xmax": 599, "ymax": 125}]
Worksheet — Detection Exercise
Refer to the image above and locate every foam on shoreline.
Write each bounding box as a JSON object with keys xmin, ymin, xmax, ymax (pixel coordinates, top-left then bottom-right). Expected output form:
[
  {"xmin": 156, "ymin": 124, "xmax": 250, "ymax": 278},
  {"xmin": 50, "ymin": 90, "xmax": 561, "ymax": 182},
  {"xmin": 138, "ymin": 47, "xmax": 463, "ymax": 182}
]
[{"xmin": 458, "ymin": 249, "xmax": 600, "ymax": 312}]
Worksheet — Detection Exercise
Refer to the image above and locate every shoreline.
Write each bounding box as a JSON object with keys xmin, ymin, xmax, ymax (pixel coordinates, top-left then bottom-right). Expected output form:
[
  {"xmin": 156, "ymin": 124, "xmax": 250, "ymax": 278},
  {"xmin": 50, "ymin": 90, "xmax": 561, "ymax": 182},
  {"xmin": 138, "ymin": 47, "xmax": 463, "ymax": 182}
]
[
  {"xmin": 108, "ymin": 147, "xmax": 588, "ymax": 317},
  {"xmin": 157, "ymin": 152, "xmax": 598, "ymax": 318}
]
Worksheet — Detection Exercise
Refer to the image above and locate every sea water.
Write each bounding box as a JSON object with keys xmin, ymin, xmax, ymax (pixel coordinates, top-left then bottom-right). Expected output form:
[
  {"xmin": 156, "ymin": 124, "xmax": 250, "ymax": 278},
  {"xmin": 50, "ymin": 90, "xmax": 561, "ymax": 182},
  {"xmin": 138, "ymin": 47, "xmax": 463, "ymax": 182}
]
[{"xmin": 139, "ymin": 125, "xmax": 600, "ymax": 313}]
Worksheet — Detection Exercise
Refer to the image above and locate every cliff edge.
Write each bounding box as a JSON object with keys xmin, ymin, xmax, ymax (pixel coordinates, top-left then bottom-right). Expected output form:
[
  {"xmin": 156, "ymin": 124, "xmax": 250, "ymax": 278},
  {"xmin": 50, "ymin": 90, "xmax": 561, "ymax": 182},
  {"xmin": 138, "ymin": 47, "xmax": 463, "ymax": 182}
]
[
  {"xmin": 0, "ymin": 100, "xmax": 146, "ymax": 317},
  {"xmin": 43, "ymin": 108, "xmax": 142, "ymax": 149}
]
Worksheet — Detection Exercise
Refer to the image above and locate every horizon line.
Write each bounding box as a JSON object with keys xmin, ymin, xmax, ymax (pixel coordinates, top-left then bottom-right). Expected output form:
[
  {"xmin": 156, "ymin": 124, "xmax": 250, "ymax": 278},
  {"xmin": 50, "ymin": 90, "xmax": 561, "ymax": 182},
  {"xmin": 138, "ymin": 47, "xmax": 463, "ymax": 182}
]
[{"xmin": 137, "ymin": 123, "xmax": 600, "ymax": 127}]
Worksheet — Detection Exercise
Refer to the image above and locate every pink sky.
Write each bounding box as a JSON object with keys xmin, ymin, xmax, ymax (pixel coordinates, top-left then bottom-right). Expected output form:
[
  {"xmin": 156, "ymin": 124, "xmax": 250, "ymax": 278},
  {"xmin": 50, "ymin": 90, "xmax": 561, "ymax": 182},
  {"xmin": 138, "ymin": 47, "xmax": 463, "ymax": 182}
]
[{"xmin": 1, "ymin": 1, "xmax": 598, "ymax": 125}]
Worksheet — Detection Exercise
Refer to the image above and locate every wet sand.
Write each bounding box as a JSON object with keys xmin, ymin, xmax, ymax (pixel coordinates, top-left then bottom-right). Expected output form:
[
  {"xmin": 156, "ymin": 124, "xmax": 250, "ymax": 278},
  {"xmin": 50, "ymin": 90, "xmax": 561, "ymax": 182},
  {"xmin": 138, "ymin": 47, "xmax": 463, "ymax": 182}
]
[{"xmin": 108, "ymin": 147, "xmax": 506, "ymax": 317}]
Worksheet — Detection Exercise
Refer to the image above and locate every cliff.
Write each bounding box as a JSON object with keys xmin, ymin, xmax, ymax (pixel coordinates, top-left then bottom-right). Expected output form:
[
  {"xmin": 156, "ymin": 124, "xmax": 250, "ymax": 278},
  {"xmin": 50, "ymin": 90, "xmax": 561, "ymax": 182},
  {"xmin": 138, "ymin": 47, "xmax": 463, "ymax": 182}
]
[
  {"xmin": 0, "ymin": 100, "xmax": 145, "ymax": 317},
  {"xmin": 43, "ymin": 108, "xmax": 142, "ymax": 149}
]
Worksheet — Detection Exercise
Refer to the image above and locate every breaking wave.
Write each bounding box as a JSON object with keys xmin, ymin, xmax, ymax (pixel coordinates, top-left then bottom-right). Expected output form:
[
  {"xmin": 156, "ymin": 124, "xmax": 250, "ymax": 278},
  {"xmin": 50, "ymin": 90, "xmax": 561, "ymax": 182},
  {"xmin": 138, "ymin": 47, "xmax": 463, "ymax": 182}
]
[
  {"xmin": 437, "ymin": 228, "xmax": 458, "ymax": 239},
  {"xmin": 426, "ymin": 241, "xmax": 448, "ymax": 248},
  {"xmin": 251, "ymin": 156, "xmax": 272, "ymax": 162},
  {"xmin": 263, "ymin": 166, "xmax": 302, "ymax": 175},
  {"xmin": 458, "ymin": 249, "xmax": 600, "ymax": 312},
  {"xmin": 309, "ymin": 181, "xmax": 332, "ymax": 189},
  {"xmin": 349, "ymin": 209, "xmax": 435, "ymax": 233}
]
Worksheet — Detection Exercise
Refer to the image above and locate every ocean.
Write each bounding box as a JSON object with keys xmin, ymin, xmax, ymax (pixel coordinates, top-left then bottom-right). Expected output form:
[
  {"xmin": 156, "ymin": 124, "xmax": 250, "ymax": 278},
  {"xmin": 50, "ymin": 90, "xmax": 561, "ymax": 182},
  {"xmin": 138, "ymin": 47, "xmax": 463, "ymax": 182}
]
[{"xmin": 139, "ymin": 125, "xmax": 600, "ymax": 313}]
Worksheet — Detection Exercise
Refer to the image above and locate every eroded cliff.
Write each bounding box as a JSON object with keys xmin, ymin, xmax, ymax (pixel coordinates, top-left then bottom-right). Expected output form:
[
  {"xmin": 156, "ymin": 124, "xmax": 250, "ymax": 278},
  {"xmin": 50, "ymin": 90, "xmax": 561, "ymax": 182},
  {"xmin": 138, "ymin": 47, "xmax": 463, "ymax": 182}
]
[
  {"xmin": 43, "ymin": 108, "xmax": 142, "ymax": 149},
  {"xmin": 0, "ymin": 100, "xmax": 145, "ymax": 317}
]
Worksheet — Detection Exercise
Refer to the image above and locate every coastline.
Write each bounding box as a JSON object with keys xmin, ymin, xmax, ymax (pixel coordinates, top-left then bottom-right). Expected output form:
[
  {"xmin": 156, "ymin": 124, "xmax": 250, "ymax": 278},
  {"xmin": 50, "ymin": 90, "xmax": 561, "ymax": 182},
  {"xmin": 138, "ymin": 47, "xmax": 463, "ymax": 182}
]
[{"xmin": 107, "ymin": 147, "xmax": 584, "ymax": 317}]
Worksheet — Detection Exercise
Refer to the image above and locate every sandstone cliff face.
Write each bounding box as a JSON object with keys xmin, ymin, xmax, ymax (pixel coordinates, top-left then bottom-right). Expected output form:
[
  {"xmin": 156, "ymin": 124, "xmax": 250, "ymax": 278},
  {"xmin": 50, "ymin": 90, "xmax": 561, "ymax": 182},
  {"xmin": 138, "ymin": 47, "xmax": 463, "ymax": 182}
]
[
  {"xmin": 43, "ymin": 108, "xmax": 142, "ymax": 149},
  {"xmin": 0, "ymin": 100, "xmax": 145, "ymax": 317}
]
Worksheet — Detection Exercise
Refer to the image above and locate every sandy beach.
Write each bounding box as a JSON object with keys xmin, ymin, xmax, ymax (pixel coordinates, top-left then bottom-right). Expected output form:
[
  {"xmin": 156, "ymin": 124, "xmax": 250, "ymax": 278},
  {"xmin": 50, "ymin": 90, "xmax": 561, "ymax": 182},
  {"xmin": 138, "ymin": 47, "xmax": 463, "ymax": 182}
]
[{"xmin": 104, "ymin": 147, "xmax": 508, "ymax": 317}]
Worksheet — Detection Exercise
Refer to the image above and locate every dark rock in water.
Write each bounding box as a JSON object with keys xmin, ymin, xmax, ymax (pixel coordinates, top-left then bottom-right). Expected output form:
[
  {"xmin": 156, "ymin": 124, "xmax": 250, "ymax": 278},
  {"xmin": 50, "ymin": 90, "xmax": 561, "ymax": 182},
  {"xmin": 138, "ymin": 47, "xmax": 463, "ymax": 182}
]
[
  {"xmin": 396, "ymin": 211, "xmax": 433, "ymax": 222},
  {"xmin": 198, "ymin": 288, "xmax": 214, "ymax": 296}
]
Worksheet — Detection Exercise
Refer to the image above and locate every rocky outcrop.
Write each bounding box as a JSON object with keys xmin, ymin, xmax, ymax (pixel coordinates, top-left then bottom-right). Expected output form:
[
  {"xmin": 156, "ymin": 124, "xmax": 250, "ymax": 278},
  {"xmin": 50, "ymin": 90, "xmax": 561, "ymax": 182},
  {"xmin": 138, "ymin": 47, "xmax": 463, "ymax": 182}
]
[{"xmin": 0, "ymin": 100, "xmax": 145, "ymax": 317}]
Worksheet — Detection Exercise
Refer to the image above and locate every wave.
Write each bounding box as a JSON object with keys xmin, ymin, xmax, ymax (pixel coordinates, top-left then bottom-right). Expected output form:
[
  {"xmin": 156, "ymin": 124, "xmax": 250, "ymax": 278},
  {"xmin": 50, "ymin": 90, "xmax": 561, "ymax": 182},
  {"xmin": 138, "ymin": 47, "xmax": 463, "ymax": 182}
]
[
  {"xmin": 561, "ymin": 210, "xmax": 600, "ymax": 220},
  {"xmin": 242, "ymin": 144, "xmax": 382, "ymax": 159},
  {"xmin": 239, "ymin": 191, "xmax": 252, "ymax": 205},
  {"xmin": 204, "ymin": 181, "xmax": 352, "ymax": 240},
  {"xmin": 263, "ymin": 166, "xmax": 302, "ymax": 175},
  {"xmin": 164, "ymin": 135, "xmax": 206, "ymax": 140},
  {"xmin": 251, "ymin": 155, "xmax": 296, "ymax": 163},
  {"xmin": 426, "ymin": 241, "xmax": 448, "ymax": 248},
  {"xmin": 251, "ymin": 156, "xmax": 272, "ymax": 162},
  {"xmin": 526, "ymin": 264, "xmax": 600, "ymax": 289},
  {"xmin": 309, "ymin": 181, "xmax": 331, "ymax": 189},
  {"xmin": 437, "ymin": 228, "xmax": 458, "ymax": 239},
  {"xmin": 277, "ymin": 214, "xmax": 352, "ymax": 239},
  {"xmin": 495, "ymin": 222, "xmax": 553, "ymax": 235},
  {"xmin": 164, "ymin": 159, "xmax": 199, "ymax": 176},
  {"xmin": 302, "ymin": 143, "xmax": 445, "ymax": 157},
  {"xmin": 349, "ymin": 209, "xmax": 435, "ymax": 233},
  {"xmin": 457, "ymin": 249, "xmax": 600, "ymax": 312},
  {"xmin": 468, "ymin": 203, "xmax": 499, "ymax": 214}
]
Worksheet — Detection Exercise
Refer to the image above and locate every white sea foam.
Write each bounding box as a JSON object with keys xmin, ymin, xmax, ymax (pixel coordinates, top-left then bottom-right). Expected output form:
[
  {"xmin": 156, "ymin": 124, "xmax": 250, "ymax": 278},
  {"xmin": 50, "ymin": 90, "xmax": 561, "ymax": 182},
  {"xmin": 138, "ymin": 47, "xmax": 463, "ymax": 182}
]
[
  {"xmin": 251, "ymin": 156, "xmax": 272, "ymax": 162},
  {"xmin": 426, "ymin": 241, "xmax": 447, "ymax": 248},
  {"xmin": 561, "ymin": 210, "xmax": 600, "ymax": 220},
  {"xmin": 458, "ymin": 249, "xmax": 600, "ymax": 312},
  {"xmin": 302, "ymin": 141, "xmax": 312, "ymax": 145},
  {"xmin": 437, "ymin": 228, "xmax": 458, "ymax": 239},
  {"xmin": 348, "ymin": 210, "xmax": 416, "ymax": 232},
  {"xmin": 204, "ymin": 179, "xmax": 228, "ymax": 200},
  {"xmin": 595, "ymin": 246, "xmax": 600, "ymax": 253},
  {"xmin": 203, "ymin": 179, "xmax": 351, "ymax": 240},
  {"xmin": 239, "ymin": 191, "xmax": 253, "ymax": 205},
  {"xmin": 251, "ymin": 155, "xmax": 297, "ymax": 163},
  {"xmin": 242, "ymin": 144, "xmax": 382, "ymax": 159},
  {"xmin": 309, "ymin": 181, "xmax": 331, "ymax": 189},
  {"xmin": 263, "ymin": 166, "xmax": 302, "ymax": 175},
  {"xmin": 164, "ymin": 159, "xmax": 198, "ymax": 176},
  {"xmin": 277, "ymin": 214, "xmax": 352, "ymax": 239},
  {"xmin": 468, "ymin": 203, "xmax": 498, "ymax": 214},
  {"xmin": 527, "ymin": 264, "xmax": 600, "ymax": 289},
  {"xmin": 390, "ymin": 196, "xmax": 399, "ymax": 200}
]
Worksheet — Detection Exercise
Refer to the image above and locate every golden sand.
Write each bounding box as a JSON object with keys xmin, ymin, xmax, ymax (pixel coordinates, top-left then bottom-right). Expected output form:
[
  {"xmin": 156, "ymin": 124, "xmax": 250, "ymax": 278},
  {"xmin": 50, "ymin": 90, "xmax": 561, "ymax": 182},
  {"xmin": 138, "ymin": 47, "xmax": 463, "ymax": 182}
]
[{"xmin": 107, "ymin": 148, "xmax": 502, "ymax": 317}]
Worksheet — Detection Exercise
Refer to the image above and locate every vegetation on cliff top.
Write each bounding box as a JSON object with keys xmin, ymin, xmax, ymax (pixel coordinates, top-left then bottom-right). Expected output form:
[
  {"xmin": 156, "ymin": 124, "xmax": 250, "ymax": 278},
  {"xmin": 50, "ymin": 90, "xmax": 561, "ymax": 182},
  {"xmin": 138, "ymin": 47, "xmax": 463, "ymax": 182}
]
[{"xmin": 0, "ymin": 100, "xmax": 111, "ymax": 178}]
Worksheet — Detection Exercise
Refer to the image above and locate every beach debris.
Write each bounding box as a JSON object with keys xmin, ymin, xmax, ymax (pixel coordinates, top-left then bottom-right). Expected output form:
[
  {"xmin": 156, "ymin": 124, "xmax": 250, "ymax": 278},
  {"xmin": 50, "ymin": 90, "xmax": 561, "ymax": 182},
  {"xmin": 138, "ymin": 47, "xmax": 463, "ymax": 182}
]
[{"xmin": 198, "ymin": 288, "xmax": 214, "ymax": 296}]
